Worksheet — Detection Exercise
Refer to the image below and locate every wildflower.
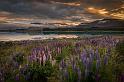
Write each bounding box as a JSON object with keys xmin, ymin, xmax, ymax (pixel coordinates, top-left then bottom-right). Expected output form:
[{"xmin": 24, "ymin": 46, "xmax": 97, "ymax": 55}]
[
  {"xmin": 15, "ymin": 74, "xmax": 19, "ymax": 81},
  {"xmin": 43, "ymin": 54, "xmax": 47, "ymax": 65},
  {"xmin": 95, "ymin": 73, "xmax": 101, "ymax": 82},
  {"xmin": 60, "ymin": 59, "xmax": 66, "ymax": 69},
  {"xmin": 77, "ymin": 67, "xmax": 81, "ymax": 82},
  {"xmin": 13, "ymin": 61, "xmax": 19, "ymax": 68},
  {"xmin": 95, "ymin": 49, "xmax": 100, "ymax": 60},
  {"xmin": 119, "ymin": 73, "xmax": 124, "ymax": 82},
  {"xmin": 89, "ymin": 48, "xmax": 94, "ymax": 62},
  {"xmin": 104, "ymin": 55, "xmax": 108, "ymax": 65},
  {"xmin": 25, "ymin": 72, "xmax": 31, "ymax": 80},
  {"xmin": 85, "ymin": 68, "xmax": 89, "ymax": 77},
  {"xmin": 64, "ymin": 69, "xmax": 68, "ymax": 80},
  {"xmin": 96, "ymin": 60, "xmax": 100, "ymax": 70},
  {"xmin": 106, "ymin": 48, "xmax": 111, "ymax": 56},
  {"xmin": 72, "ymin": 62, "xmax": 77, "ymax": 72}
]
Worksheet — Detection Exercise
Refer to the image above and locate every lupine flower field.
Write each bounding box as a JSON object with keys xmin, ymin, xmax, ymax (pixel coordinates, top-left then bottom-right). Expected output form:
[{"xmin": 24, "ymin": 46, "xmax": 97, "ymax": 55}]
[{"xmin": 0, "ymin": 36, "xmax": 124, "ymax": 82}]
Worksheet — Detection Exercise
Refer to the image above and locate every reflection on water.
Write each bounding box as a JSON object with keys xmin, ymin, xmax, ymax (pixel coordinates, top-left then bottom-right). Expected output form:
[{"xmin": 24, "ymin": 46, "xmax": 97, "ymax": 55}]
[
  {"xmin": 0, "ymin": 32, "xmax": 79, "ymax": 41},
  {"xmin": 0, "ymin": 31, "xmax": 124, "ymax": 41}
]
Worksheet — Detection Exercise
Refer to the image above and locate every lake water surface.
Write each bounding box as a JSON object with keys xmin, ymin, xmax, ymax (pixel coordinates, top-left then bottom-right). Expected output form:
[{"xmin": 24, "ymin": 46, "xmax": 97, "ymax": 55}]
[{"xmin": 0, "ymin": 31, "xmax": 124, "ymax": 41}]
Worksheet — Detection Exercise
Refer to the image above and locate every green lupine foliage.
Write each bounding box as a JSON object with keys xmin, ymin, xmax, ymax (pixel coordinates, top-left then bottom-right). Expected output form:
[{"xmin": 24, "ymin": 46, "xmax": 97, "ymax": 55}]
[
  {"xmin": 22, "ymin": 61, "xmax": 54, "ymax": 82},
  {"xmin": 56, "ymin": 46, "xmax": 73, "ymax": 63}
]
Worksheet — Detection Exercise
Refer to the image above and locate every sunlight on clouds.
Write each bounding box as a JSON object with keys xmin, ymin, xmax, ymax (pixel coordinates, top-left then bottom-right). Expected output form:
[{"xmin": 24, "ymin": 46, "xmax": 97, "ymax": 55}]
[
  {"xmin": 111, "ymin": 13, "xmax": 124, "ymax": 19},
  {"xmin": 87, "ymin": 6, "xmax": 124, "ymax": 20},
  {"xmin": 0, "ymin": 11, "xmax": 11, "ymax": 21},
  {"xmin": 66, "ymin": 22, "xmax": 80, "ymax": 26},
  {"xmin": 110, "ymin": 5, "xmax": 124, "ymax": 19},
  {"xmin": 61, "ymin": 2, "xmax": 81, "ymax": 6},
  {"xmin": 98, "ymin": 9, "xmax": 108, "ymax": 15},
  {"xmin": 51, "ymin": 1, "xmax": 81, "ymax": 7},
  {"xmin": 0, "ymin": 16, "xmax": 7, "ymax": 21},
  {"xmin": 87, "ymin": 7, "xmax": 108, "ymax": 15}
]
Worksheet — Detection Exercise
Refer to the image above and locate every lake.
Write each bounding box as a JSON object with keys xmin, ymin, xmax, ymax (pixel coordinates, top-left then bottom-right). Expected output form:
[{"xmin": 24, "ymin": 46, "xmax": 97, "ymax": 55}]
[{"xmin": 0, "ymin": 31, "xmax": 124, "ymax": 41}]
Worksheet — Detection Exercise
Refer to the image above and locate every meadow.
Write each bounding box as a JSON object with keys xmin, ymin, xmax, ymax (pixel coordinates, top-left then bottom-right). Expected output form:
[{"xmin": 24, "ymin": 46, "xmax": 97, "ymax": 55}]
[{"xmin": 0, "ymin": 36, "xmax": 124, "ymax": 82}]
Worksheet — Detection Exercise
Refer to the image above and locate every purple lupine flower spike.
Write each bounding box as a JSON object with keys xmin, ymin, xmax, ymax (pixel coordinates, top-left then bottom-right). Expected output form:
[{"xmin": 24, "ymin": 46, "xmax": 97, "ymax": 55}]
[
  {"xmin": 119, "ymin": 73, "xmax": 124, "ymax": 82},
  {"xmin": 25, "ymin": 72, "xmax": 30, "ymax": 80},
  {"xmin": 89, "ymin": 48, "xmax": 94, "ymax": 61},
  {"xmin": 77, "ymin": 67, "xmax": 81, "ymax": 82},
  {"xmin": 106, "ymin": 48, "xmax": 111, "ymax": 56},
  {"xmin": 95, "ymin": 49, "xmax": 100, "ymax": 60},
  {"xmin": 72, "ymin": 62, "xmax": 77, "ymax": 72},
  {"xmin": 60, "ymin": 59, "xmax": 66, "ymax": 69},
  {"xmin": 96, "ymin": 59, "xmax": 100, "ymax": 70},
  {"xmin": 95, "ymin": 73, "xmax": 100, "ymax": 82},
  {"xmin": 64, "ymin": 69, "xmax": 68, "ymax": 80},
  {"xmin": 85, "ymin": 68, "xmax": 89, "ymax": 78},
  {"xmin": 15, "ymin": 74, "xmax": 19, "ymax": 81},
  {"xmin": 104, "ymin": 55, "xmax": 108, "ymax": 65}
]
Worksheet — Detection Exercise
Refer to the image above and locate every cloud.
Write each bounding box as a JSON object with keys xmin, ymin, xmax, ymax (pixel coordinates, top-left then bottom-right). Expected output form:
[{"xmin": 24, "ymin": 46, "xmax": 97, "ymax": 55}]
[
  {"xmin": 0, "ymin": 0, "xmax": 123, "ymax": 23},
  {"xmin": 0, "ymin": 1, "xmax": 86, "ymax": 20}
]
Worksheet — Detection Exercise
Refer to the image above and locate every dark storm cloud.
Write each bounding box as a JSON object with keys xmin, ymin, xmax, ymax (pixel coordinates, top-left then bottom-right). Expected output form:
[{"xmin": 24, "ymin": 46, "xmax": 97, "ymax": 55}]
[
  {"xmin": 0, "ymin": 0, "xmax": 83, "ymax": 19},
  {"xmin": 0, "ymin": 0, "xmax": 123, "ymax": 21},
  {"xmin": 0, "ymin": 0, "xmax": 123, "ymax": 8},
  {"xmin": 82, "ymin": 0, "xmax": 123, "ymax": 9}
]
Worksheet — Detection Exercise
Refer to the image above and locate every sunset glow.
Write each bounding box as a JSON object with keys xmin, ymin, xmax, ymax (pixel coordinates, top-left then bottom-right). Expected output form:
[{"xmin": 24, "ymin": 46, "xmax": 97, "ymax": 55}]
[{"xmin": 87, "ymin": 7, "xmax": 108, "ymax": 15}]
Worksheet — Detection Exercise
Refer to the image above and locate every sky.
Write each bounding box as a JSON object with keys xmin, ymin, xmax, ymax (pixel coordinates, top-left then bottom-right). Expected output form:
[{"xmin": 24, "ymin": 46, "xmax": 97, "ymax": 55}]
[{"xmin": 0, "ymin": 0, "xmax": 124, "ymax": 26}]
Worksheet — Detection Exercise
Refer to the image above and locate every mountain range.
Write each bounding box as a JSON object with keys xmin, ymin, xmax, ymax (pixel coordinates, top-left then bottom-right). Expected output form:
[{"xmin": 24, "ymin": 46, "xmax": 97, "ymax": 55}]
[
  {"xmin": 43, "ymin": 19, "xmax": 124, "ymax": 31},
  {"xmin": 0, "ymin": 19, "xmax": 124, "ymax": 31}
]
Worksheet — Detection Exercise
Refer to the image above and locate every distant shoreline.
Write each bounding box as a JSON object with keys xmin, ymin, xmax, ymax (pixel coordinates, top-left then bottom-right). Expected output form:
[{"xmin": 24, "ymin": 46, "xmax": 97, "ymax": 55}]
[
  {"xmin": 0, "ymin": 30, "xmax": 124, "ymax": 34},
  {"xmin": 0, "ymin": 35, "xmax": 124, "ymax": 42}
]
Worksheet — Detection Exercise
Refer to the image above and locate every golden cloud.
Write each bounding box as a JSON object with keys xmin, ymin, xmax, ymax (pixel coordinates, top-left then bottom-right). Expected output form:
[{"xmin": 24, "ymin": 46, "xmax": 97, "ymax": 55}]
[
  {"xmin": 86, "ymin": 6, "xmax": 124, "ymax": 20},
  {"xmin": 87, "ymin": 7, "xmax": 108, "ymax": 16},
  {"xmin": 51, "ymin": 1, "xmax": 81, "ymax": 7}
]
